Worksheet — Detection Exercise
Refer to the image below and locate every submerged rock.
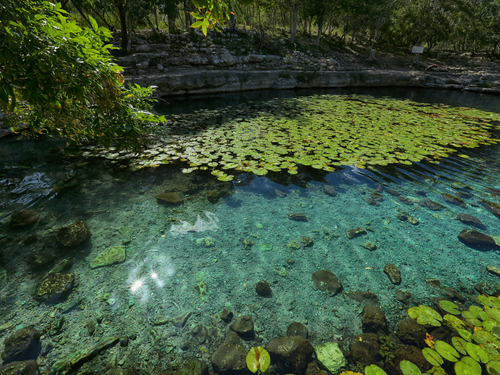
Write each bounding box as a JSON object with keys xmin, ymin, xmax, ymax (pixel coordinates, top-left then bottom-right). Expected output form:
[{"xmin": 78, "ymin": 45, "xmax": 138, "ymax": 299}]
[
  {"xmin": 267, "ymin": 335, "xmax": 314, "ymax": 375},
  {"xmin": 323, "ymin": 185, "xmax": 337, "ymax": 197},
  {"xmin": 314, "ymin": 342, "xmax": 346, "ymax": 373},
  {"xmin": 35, "ymin": 272, "xmax": 74, "ymax": 303},
  {"xmin": 350, "ymin": 333, "xmax": 381, "ymax": 366},
  {"xmin": 1, "ymin": 327, "xmax": 41, "ymax": 364},
  {"xmin": 458, "ymin": 229, "xmax": 499, "ymax": 250},
  {"xmin": 90, "ymin": 246, "xmax": 126, "ymax": 269},
  {"xmin": 286, "ymin": 322, "xmax": 308, "ymax": 339},
  {"xmin": 255, "ymin": 280, "xmax": 273, "ymax": 298},
  {"xmin": 345, "ymin": 291, "xmax": 378, "ymax": 305},
  {"xmin": 384, "ymin": 263, "xmax": 401, "ymax": 284},
  {"xmin": 346, "ymin": 227, "xmax": 367, "ymax": 239},
  {"xmin": 457, "ymin": 214, "xmax": 485, "ymax": 229},
  {"xmin": 385, "ymin": 188, "xmax": 400, "ymax": 196},
  {"xmin": 442, "ymin": 193, "xmax": 467, "ymax": 207},
  {"xmin": 483, "ymin": 201, "xmax": 500, "ymax": 217},
  {"xmin": 362, "ymin": 305, "xmax": 388, "ymax": 334},
  {"xmin": 419, "ymin": 198, "xmax": 444, "ymax": 211},
  {"xmin": 288, "ymin": 213, "xmax": 308, "ymax": 222},
  {"xmin": 301, "ymin": 236, "xmax": 314, "ymax": 247},
  {"xmin": 56, "ymin": 221, "xmax": 90, "ymax": 247},
  {"xmin": 0, "ymin": 360, "xmax": 39, "ymax": 374},
  {"xmin": 361, "ymin": 241, "xmax": 377, "ymax": 251},
  {"xmin": 397, "ymin": 196, "xmax": 414, "ymax": 205},
  {"xmin": 487, "ymin": 265, "xmax": 500, "ymax": 277},
  {"xmin": 10, "ymin": 210, "xmax": 39, "ymax": 228},
  {"xmin": 172, "ymin": 360, "xmax": 208, "ymax": 375},
  {"xmin": 396, "ymin": 319, "xmax": 427, "ymax": 347},
  {"xmin": 383, "ymin": 346, "xmax": 431, "ymax": 375},
  {"xmin": 50, "ymin": 336, "xmax": 119, "ymax": 375},
  {"xmin": 156, "ymin": 191, "xmax": 184, "ymax": 204},
  {"xmin": 311, "ymin": 270, "xmax": 342, "ymax": 296},
  {"xmin": 395, "ymin": 290, "xmax": 412, "ymax": 304},
  {"xmin": 211, "ymin": 331, "xmax": 247, "ymax": 374},
  {"xmin": 229, "ymin": 315, "xmax": 254, "ymax": 338},
  {"xmin": 364, "ymin": 197, "xmax": 380, "ymax": 206}
]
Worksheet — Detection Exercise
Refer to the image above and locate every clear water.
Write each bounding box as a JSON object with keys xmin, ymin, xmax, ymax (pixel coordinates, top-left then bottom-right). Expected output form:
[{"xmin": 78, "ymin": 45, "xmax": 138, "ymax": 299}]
[{"xmin": 0, "ymin": 88, "xmax": 500, "ymax": 373}]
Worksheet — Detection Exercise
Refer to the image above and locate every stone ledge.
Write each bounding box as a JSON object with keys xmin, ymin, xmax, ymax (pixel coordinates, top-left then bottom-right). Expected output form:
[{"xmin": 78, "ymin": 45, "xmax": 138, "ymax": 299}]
[{"xmin": 127, "ymin": 69, "xmax": 500, "ymax": 97}]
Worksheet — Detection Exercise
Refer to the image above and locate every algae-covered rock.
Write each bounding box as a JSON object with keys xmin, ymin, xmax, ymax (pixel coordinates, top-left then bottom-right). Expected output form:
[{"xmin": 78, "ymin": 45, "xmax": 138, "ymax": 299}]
[
  {"xmin": 51, "ymin": 336, "xmax": 119, "ymax": 375},
  {"xmin": 288, "ymin": 213, "xmax": 308, "ymax": 222},
  {"xmin": 346, "ymin": 227, "xmax": 367, "ymax": 239},
  {"xmin": 0, "ymin": 360, "xmax": 39, "ymax": 374},
  {"xmin": 267, "ymin": 335, "xmax": 314, "ymax": 374},
  {"xmin": 1, "ymin": 326, "xmax": 41, "ymax": 364},
  {"xmin": 35, "ymin": 273, "xmax": 74, "ymax": 303},
  {"xmin": 311, "ymin": 270, "xmax": 342, "ymax": 296},
  {"xmin": 384, "ymin": 263, "xmax": 401, "ymax": 284},
  {"xmin": 56, "ymin": 221, "xmax": 90, "ymax": 247},
  {"xmin": 90, "ymin": 246, "xmax": 126, "ymax": 269},
  {"xmin": 118, "ymin": 227, "xmax": 134, "ymax": 244},
  {"xmin": 315, "ymin": 342, "xmax": 346, "ymax": 373},
  {"xmin": 156, "ymin": 192, "xmax": 183, "ymax": 204},
  {"xmin": 458, "ymin": 229, "xmax": 498, "ymax": 250},
  {"xmin": 211, "ymin": 332, "xmax": 247, "ymax": 374},
  {"xmin": 457, "ymin": 214, "xmax": 484, "ymax": 229},
  {"xmin": 10, "ymin": 210, "xmax": 39, "ymax": 228},
  {"xmin": 323, "ymin": 185, "xmax": 337, "ymax": 197}
]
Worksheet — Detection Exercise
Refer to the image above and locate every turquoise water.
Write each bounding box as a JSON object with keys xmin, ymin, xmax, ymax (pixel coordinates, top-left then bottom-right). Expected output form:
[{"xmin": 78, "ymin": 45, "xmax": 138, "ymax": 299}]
[{"xmin": 0, "ymin": 88, "xmax": 500, "ymax": 373}]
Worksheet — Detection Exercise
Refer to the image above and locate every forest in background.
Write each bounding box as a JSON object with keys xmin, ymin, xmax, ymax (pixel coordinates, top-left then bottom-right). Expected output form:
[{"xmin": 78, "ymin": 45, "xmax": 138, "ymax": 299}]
[{"xmin": 62, "ymin": 0, "xmax": 500, "ymax": 57}]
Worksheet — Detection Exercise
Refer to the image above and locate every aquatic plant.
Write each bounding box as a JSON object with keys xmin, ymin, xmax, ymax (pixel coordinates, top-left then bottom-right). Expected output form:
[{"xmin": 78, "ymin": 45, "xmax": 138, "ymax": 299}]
[
  {"xmin": 246, "ymin": 346, "xmax": 271, "ymax": 373},
  {"xmin": 84, "ymin": 95, "xmax": 500, "ymax": 180}
]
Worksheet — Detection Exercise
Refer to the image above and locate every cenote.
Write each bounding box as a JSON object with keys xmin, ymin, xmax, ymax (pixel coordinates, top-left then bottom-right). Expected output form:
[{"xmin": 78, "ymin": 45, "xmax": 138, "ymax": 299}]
[{"xmin": 1, "ymin": 87, "xmax": 500, "ymax": 374}]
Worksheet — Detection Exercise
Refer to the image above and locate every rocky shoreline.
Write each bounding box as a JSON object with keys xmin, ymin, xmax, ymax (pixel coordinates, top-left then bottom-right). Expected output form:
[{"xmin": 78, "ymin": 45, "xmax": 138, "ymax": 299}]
[
  {"xmin": 120, "ymin": 31, "xmax": 500, "ymax": 97},
  {"xmin": 128, "ymin": 68, "xmax": 500, "ymax": 97}
]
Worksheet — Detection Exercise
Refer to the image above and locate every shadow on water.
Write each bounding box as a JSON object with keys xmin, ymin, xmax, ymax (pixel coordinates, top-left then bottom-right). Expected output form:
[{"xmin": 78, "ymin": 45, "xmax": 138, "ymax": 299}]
[{"xmin": 156, "ymin": 87, "xmax": 500, "ymax": 115}]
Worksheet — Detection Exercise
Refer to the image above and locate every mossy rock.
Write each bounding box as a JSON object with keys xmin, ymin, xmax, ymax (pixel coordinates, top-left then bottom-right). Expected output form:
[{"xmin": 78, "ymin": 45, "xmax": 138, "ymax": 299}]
[{"xmin": 90, "ymin": 246, "xmax": 126, "ymax": 269}]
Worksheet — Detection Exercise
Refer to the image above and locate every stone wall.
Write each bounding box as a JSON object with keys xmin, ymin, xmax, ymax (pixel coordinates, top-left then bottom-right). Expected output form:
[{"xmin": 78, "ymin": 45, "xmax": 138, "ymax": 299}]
[{"xmin": 128, "ymin": 69, "xmax": 500, "ymax": 97}]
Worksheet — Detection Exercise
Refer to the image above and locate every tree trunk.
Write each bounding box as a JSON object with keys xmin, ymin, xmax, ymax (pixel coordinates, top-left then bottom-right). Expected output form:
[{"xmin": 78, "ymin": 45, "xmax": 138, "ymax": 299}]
[
  {"xmin": 168, "ymin": 14, "xmax": 176, "ymax": 33},
  {"xmin": 184, "ymin": 0, "xmax": 191, "ymax": 33},
  {"xmin": 315, "ymin": 18, "xmax": 323, "ymax": 46},
  {"xmin": 290, "ymin": 3, "xmax": 299, "ymax": 43},
  {"xmin": 115, "ymin": 1, "xmax": 128, "ymax": 53}
]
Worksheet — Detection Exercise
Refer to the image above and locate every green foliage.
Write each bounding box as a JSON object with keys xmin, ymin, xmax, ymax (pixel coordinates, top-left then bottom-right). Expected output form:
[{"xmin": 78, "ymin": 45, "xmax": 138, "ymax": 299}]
[
  {"xmin": 0, "ymin": 0, "xmax": 164, "ymax": 150},
  {"xmin": 439, "ymin": 300, "xmax": 460, "ymax": 315},
  {"xmin": 405, "ymin": 294, "xmax": 500, "ymax": 375},
  {"xmin": 364, "ymin": 364, "xmax": 388, "ymax": 375},
  {"xmin": 246, "ymin": 346, "xmax": 271, "ymax": 373},
  {"xmin": 408, "ymin": 305, "xmax": 443, "ymax": 326},
  {"xmin": 399, "ymin": 360, "xmax": 422, "ymax": 375}
]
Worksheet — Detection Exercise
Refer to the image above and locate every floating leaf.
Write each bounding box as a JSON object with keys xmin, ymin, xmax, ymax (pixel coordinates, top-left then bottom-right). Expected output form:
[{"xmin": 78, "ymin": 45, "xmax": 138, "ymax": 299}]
[
  {"xmin": 455, "ymin": 357, "xmax": 481, "ymax": 375},
  {"xmin": 408, "ymin": 305, "xmax": 443, "ymax": 326},
  {"xmin": 364, "ymin": 364, "xmax": 388, "ymax": 375},
  {"xmin": 434, "ymin": 340, "xmax": 460, "ymax": 362},
  {"xmin": 439, "ymin": 300, "xmax": 460, "ymax": 315},
  {"xmin": 399, "ymin": 360, "xmax": 422, "ymax": 375},
  {"xmin": 457, "ymin": 329, "xmax": 473, "ymax": 342},
  {"xmin": 246, "ymin": 346, "xmax": 271, "ymax": 373},
  {"xmin": 444, "ymin": 314, "xmax": 465, "ymax": 330},
  {"xmin": 452, "ymin": 337, "xmax": 469, "ymax": 355},
  {"xmin": 422, "ymin": 348, "xmax": 444, "ymax": 366}
]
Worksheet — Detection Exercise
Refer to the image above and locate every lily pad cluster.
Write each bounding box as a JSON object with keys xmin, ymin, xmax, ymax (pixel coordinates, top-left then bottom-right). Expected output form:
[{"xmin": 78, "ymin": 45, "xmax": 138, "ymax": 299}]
[{"xmin": 82, "ymin": 94, "xmax": 500, "ymax": 181}]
